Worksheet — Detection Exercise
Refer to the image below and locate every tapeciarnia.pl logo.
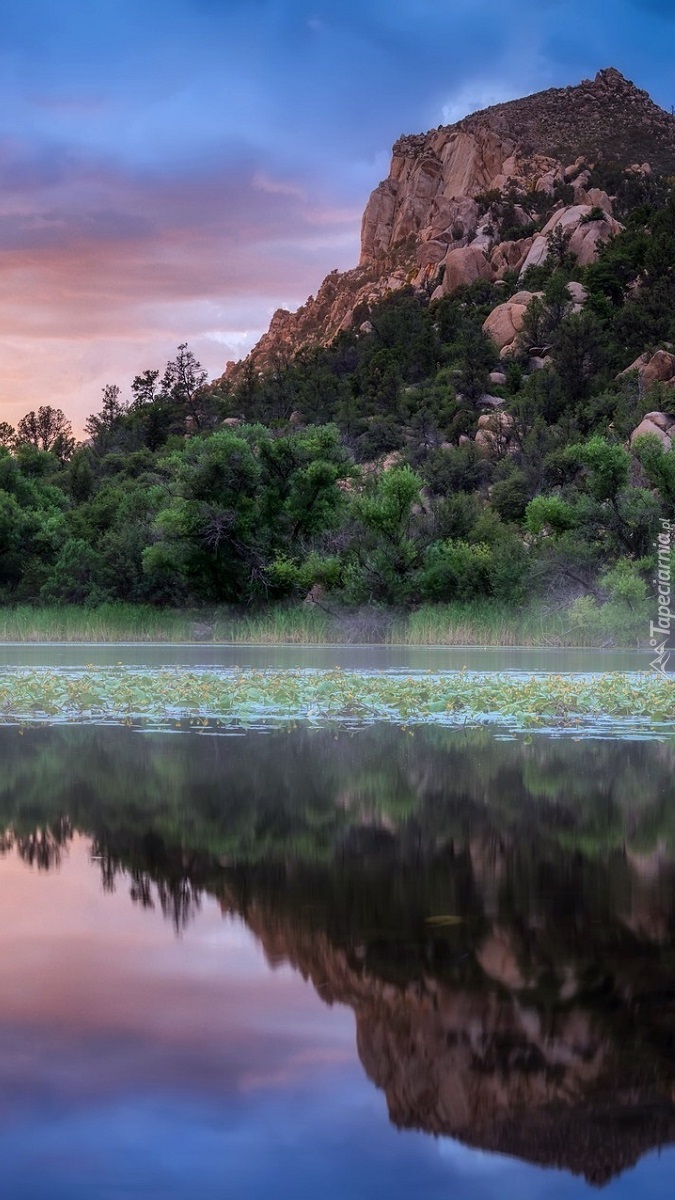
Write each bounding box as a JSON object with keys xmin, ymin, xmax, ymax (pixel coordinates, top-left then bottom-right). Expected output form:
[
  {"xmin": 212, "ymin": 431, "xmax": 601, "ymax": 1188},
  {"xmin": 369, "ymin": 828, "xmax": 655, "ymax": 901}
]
[{"xmin": 649, "ymin": 519, "xmax": 673, "ymax": 677}]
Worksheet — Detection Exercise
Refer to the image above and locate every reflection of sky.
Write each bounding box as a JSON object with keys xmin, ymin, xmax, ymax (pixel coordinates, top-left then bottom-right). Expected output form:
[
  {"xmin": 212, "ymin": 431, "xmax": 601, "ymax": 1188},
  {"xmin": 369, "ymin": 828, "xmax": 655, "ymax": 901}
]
[
  {"xmin": 1, "ymin": 837, "xmax": 674, "ymax": 1198},
  {"xmin": 2, "ymin": 1, "xmax": 675, "ymax": 428}
]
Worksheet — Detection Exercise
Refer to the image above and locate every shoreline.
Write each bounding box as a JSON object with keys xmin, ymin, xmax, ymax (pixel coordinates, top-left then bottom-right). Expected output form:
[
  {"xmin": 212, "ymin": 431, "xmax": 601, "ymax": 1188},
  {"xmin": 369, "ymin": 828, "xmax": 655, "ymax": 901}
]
[{"xmin": 0, "ymin": 600, "xmax": 653, "ymax": 650}]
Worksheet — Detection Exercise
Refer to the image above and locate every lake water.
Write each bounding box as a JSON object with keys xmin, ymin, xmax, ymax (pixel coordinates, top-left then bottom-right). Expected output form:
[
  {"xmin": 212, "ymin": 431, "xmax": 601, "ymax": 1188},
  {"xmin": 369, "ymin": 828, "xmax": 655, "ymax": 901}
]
[{"xmin": 0, "ymin": 648, "xmax": 674, "ymax": 1198}]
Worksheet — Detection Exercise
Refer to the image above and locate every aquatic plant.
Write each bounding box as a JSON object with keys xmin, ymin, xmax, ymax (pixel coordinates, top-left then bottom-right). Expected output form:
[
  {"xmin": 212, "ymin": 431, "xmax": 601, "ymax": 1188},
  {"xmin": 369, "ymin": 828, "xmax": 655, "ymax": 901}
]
[{"xmin": 0, "ymin": 667, "xmax": 671, "ymax": 738}]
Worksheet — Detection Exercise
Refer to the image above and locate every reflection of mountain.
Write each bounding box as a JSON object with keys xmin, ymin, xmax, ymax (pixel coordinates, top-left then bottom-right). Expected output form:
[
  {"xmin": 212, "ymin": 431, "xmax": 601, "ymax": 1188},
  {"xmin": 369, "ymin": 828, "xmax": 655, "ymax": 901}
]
[
  {"xmin": 226, "ymin": 855, "xmax": 675, "ymax": 1187},
  {"xmin": 2, "ymin": 724, "xmax": 675, "ymax": 1183}
]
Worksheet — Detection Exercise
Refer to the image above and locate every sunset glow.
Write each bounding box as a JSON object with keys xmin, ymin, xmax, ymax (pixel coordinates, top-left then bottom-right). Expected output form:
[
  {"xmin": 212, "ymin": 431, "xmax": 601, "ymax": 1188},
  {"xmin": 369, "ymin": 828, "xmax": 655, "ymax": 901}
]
[{"xmin": 1, "ymin": 0, "xmax": 673, "ymax": 432}]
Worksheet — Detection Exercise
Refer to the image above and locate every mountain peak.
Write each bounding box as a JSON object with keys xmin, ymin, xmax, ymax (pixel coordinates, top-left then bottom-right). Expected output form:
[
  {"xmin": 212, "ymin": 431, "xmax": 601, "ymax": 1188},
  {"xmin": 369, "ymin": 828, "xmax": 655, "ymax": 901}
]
[
  {"xmin": 224, "ymin": 69, "xmax": 675, "ymax": 382},
  {"xmin": 452, "ymin": 65, "xmax": 675, "ymax": 168},
  {"xmin": 592, "ymin": 66, "xmax": 649, "ymax": 95}
]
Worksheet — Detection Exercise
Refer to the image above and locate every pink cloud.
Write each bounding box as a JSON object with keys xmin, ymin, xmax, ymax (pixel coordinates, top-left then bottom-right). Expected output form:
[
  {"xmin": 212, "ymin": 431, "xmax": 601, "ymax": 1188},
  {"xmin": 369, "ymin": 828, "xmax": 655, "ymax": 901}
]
[{"xmin": 0, "ymin": 156, "xmax": 360, "ymax": 431}]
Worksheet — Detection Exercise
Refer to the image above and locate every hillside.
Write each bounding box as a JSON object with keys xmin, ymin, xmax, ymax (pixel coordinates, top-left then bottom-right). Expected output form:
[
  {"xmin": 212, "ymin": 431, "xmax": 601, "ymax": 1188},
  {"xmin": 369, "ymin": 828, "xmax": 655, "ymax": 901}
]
[
  {"xmin": 225, "ymin": 68, "xmax": 675, "ymax": 379},
  {"xmin": 0, "ymin": 67, "xmax": 673, "ymax": 626}
]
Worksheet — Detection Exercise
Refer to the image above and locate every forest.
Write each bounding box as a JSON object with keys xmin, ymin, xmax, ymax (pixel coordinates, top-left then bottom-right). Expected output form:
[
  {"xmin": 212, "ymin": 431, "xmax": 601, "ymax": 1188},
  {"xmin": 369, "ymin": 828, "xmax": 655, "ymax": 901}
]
[{"xmin": 0, "ymin": 162, "xmax": 673, "ymax": 638}]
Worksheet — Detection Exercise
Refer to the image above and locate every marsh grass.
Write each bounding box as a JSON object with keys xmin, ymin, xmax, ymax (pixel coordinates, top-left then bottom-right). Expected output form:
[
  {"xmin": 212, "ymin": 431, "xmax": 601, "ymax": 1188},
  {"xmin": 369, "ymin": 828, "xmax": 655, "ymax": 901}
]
[
  {"xmin": 0, "ymin": 604, "xmax": 189, "ymax": 643},
  {"xmin": 0, "ymin": 599, "xmax": 649, "ymax": 647}
]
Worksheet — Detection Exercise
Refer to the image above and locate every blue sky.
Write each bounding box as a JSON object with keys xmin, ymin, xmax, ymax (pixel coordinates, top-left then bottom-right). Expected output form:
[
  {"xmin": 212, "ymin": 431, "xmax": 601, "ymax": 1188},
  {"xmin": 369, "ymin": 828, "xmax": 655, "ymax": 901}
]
[{"xmin": 1, "ymin": 0, "xmax": 674, "ymax": 429}]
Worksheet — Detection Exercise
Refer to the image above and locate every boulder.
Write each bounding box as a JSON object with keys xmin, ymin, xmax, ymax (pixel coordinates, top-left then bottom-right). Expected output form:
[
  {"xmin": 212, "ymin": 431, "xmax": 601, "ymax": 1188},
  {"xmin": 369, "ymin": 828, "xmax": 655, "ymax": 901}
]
[
  {"xmin": 475, "ymin": 412, "xmax": 515, "ymax": 457},
  {"xmin": 569, "ymin": 218, "xmax": 621, "ymax": 266},
  {"xmin": 566, "ymin": 281, "xmax": 588, "ymax": 310},
  {"xmin": 489, "ymin": 371, "xmax": 507, "ymax": 386},
  {"xmin": 437, "ymin": 244, "xmax": 494, "ymax": 295},
  {"xmin": 471, "ymin": 224, "xmax": 494, "ymax": 252},
  {"xmin": 482, "ymin": 290, "xmax": 537, "ymax": 353},
  {"xmin": 620, "ymin": 349, "xmax": 675, "ymax": 388},
  {"xmin": 490, "ymin": 237, "xmax": 533, "ymax": 278},
  {"xmin": 564, "ymin": 157, "xmax": 588, "ymax": 181},
  {"xmin": 570, "ymin": 170, "xmax": 592, "ymax": 198},
  {"xmin": 477, "ymin": 412, "xmax": 514, "ymax": 431},
  {"xmin": 643, "ymin": 410, "xmax": 675, "ymax": 431},
  {"xmin": 474, "ymin": 429, "xmax": 495, "ymax": 455},
  {"xmin": 584, "ymin": 187, "xmax": 613, "ymax": 213},
  {"xmin": 519, "ymin": 205, "xmax": 623, "ymax": 275},
  {"xmin": 630, "ymin": 416, "xmax": 674, "ymax": 449},
  {"xmin": 535, "ymin": 167, "xmax": 563, "ymax": 195},
  {"xmin": 518, "ymin": 235, "xmax": 549, "ymax": 275},
  {"xmin": 416, "ymin": 239, "xmax": 448, "ymax": 268},
  {"xmin": 643, "ymin": 351, "xmax": 675, "ymax": 387}
]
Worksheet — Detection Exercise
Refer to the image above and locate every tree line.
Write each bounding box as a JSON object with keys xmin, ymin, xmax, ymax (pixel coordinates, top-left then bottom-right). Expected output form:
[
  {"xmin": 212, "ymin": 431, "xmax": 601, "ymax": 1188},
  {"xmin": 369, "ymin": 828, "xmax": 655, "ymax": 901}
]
[{"xmin": 0, "ymin": 166, "xmax": 673, "ymax": 612}]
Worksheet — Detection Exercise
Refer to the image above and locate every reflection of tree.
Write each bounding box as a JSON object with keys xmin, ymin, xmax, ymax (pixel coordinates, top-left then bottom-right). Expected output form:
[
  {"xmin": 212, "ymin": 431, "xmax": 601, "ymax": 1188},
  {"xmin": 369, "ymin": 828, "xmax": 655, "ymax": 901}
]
[
  {"xmin": 0, "ymin": 727, "xmax": 674, "ymax": 868},
  {"xmin": 90, "ymin": 832, "xmax": 205, "ymax": 932},
  {"xmin": 0, "ymin": 817, "xmax": 73, "ymax": 871},
  {"xmin": 2, "ymin": 724, "xmax": 675, "ymax": 1177},
  {"xmin": 16, "ymin": 819, "xmax": 72, "ymax": 870}
]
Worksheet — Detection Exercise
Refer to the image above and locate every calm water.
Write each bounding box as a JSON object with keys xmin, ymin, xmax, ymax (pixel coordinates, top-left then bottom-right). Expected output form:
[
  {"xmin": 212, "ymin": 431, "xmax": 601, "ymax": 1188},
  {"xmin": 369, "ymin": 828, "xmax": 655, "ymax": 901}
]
[
  {"xmin": 0, "ymin": 660, "xmax": 674, "ymax": 1197},
  {"xmin": 0, "ymin": 642, "xmax": 652, "ymax": 673}
]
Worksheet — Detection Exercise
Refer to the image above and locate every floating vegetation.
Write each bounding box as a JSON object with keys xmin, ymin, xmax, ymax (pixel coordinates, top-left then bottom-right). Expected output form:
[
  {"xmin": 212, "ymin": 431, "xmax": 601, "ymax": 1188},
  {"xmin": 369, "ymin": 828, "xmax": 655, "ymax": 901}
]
[{"xmin": 0, "ymin": 667, "xmax": 672, "ymax": 739}]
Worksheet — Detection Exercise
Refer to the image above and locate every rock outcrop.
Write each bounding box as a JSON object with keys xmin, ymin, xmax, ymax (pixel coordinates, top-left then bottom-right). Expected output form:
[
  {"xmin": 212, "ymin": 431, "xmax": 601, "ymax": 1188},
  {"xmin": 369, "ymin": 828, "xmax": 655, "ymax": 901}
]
[
  {"xmin": 518, "ymin": 204, "xmax": 622, "ymax": 275},
  {"xmin": 224, "ymin": 69, "xmax": 675, "ymax": 382},
  {"xmin": 630, "ymin": 411, "xmax": 675, "ymax": 449},
  {"xmin": 621, "ymin": 348, "xmax": 675, "ymax": 388}
]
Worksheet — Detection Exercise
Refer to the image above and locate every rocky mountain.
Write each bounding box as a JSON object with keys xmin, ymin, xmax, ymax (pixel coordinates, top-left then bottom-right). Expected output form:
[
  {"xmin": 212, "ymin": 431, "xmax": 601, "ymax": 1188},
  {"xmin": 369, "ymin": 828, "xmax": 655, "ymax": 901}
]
[{"xmin": 224, "ymin": 68, "xmax": 675, "ymax": 382}]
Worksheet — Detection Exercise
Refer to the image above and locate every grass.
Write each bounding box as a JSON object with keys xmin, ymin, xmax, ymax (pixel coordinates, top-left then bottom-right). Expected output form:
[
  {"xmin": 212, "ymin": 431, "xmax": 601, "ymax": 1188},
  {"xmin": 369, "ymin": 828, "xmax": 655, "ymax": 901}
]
[
  {"xmin": 0, "ymin": 604, "xmax": 190, "ymax": 643},
  {"xmin": 0, "ymin": 667, "xmax": 672, "ymax": 737},
  {"xmin": 0, "ymin": 600, "xmax": 652, "ymax": 647}
]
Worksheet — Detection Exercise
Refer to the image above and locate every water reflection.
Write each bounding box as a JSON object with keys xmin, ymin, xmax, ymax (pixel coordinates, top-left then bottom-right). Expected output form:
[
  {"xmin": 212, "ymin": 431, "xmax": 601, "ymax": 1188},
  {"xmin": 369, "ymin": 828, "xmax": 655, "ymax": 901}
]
[{"xmin": 1, "ymin": 725, "xmax": 675, "ymax": 1191}]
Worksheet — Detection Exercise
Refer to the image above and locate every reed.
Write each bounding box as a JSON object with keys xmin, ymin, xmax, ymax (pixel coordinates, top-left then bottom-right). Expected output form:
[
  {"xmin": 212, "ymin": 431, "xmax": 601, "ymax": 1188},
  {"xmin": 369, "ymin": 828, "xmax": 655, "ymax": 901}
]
[{"xmin": 0, "ymin": 599, "xmax": 649, "ymax": 647}]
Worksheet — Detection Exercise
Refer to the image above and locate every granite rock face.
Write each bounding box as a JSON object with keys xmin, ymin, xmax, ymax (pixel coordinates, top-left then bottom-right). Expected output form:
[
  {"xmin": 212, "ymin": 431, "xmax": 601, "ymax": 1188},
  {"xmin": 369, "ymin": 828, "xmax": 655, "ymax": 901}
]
[{"xmin": 225, "ymin": 69, "xmax": 675, "ymax": 382}]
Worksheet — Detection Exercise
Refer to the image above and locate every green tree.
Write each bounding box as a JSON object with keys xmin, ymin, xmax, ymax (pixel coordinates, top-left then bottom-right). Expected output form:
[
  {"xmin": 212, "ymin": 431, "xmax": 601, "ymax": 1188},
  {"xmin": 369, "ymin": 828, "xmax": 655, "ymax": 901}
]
[
  {"xmin": 0, "ymin": 422, "xmax": 15, "ymax": 449},
  {"xmin": 346, "ymin": 466, "xmax": 424, "ymax": 603},
  {"xmin": 84, "ymin": 384, "xmax": 127, "ymax": 449},
  {"xmin": 15, "ymin": 406, "xmax": 75, "ymax": 462},
  {"xmin": 161, "ymin": 343, "xmax": 220, "ymax": 431},
  {"xmin": 144, "ymin": 431, "xmax": 264, "ymax": 601}
]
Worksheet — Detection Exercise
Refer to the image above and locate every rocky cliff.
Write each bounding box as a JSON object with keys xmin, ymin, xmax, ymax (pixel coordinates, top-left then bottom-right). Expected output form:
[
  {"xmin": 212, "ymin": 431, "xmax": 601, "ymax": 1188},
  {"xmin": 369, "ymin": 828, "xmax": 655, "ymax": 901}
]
[{"xmin": 224, "ymin": 68, "xmax": 675, "ymax": 382}]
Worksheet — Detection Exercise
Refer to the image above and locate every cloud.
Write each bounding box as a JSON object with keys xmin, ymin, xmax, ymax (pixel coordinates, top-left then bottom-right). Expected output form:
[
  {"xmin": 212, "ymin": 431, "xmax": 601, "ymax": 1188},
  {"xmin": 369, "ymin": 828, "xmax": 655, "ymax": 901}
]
[
  {"xmin": 0, "ymin": 0, "xmax": 671, "ymax": 427},
  {"xmin": 252, "ymin": 172, "xmax": 307, "ymax": 200},
  {"xmin": 0, "ymin": 147, "xmax": 360, "ymax": 429}
]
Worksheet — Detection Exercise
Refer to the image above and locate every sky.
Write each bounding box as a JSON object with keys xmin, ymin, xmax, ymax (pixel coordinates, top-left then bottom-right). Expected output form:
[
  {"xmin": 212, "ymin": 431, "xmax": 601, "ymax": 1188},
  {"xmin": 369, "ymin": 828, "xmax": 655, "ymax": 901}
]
[{"xmin": 1, "ymin": 0, "xmax": 675, "ymax": 433}]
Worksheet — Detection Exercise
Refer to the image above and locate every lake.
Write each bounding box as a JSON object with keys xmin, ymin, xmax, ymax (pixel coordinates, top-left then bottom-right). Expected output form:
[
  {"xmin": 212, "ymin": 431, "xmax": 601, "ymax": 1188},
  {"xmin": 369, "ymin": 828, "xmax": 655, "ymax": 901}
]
[{"xmin": 0, "ymin": 647, "xmax": 673, "ymax": 1198}]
